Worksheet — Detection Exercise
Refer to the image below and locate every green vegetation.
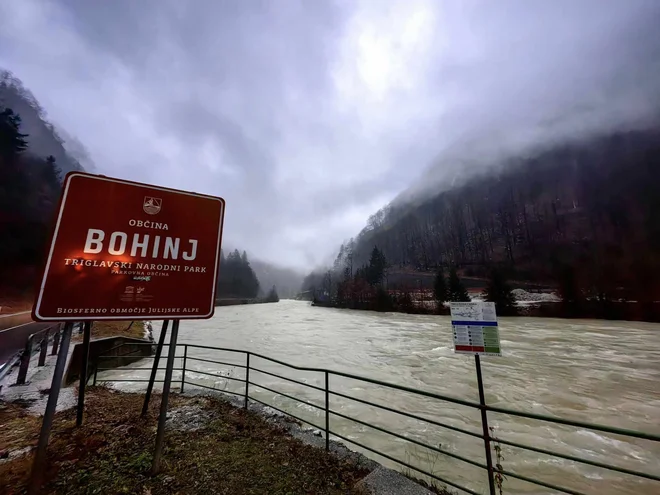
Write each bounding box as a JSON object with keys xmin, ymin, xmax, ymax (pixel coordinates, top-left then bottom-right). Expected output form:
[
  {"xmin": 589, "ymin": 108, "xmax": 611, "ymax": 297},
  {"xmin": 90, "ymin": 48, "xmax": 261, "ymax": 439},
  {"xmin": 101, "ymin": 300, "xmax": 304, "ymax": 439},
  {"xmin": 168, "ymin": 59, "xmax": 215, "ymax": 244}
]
[
  {"xmin": 447, "ymin": 267, "xmax": 470, "ymax": 302},
  {"xmin": 0, "ymin": 102, "xmax": 62, "ymax": 298},
  {"xmin": 216, "ymin": 249, "xmax": 260, "ymax": 299},
  {"xmin": 265, "ymin": 285, "xmax": 280, "ymax": 303},
  {"xmin": 483, "ymin": 268, "xmax": 517, "ymax": 316},
  {"xmin": 433, "ymin": 268, "xmax": 447, "ymax": 305}
]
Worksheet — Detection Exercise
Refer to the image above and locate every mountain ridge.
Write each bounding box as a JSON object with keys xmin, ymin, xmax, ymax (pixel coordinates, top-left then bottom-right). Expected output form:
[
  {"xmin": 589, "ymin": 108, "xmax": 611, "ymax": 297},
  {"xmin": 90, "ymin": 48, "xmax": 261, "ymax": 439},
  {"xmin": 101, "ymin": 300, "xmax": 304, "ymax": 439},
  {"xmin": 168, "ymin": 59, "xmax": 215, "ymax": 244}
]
[
  {"xmin": 0, "ymin": 70, "xmax": 90, "ymax": 174},
  {"xmin": 318, "ymin": 123, "xmax": 660, "ymax": 307}
]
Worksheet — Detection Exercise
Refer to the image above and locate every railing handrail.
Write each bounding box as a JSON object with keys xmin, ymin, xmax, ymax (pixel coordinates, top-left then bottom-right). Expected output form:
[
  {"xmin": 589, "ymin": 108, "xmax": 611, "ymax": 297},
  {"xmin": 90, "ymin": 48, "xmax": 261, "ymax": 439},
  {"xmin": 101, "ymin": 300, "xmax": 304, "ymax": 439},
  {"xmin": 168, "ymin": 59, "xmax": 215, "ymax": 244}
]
[
  {"xmin": 187, "ymin": 344, "xmax": 484, "ymax": 408},
  {"xmin": 94, "ymin": 342, "xmax": 660, "ymax": 495},
  {"xmin": 14, "ymin": 323, "xmax": 65, "ymax": 385},
  {"xmin": 101, "ymin": 342, "xmax": 660, "ymax": 443}
]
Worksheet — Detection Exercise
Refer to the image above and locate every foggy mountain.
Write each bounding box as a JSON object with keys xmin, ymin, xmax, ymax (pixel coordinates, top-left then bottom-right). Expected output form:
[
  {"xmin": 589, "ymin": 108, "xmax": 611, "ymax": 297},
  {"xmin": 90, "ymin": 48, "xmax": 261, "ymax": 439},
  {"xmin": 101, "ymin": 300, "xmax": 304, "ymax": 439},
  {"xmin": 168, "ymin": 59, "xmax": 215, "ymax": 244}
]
[
  {"xmin": 221, "ymin": 243, "xmax": 304, "ymax": 298},
  {"xmin": 322, "ymin": 123, "xmax": 660, "ymax": 309},
  {"xmin": 0, "ymin": 70, "xmax": 88, "ymax": 174},
  {"xmin": 250, "ymin": 259, "xmax": 304, "ymax": 299}
]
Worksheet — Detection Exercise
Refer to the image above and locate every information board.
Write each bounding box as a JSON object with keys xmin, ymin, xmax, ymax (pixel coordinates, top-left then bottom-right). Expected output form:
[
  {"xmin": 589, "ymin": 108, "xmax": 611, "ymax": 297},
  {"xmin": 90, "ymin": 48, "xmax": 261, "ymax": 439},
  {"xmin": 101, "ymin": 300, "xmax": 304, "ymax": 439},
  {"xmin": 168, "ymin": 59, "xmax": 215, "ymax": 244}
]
[
  {"xmin": 449, "ymin": 302, "xmax": 501, "ymax": 356},
  {"xmin": 32, "ymin": 172, "xmax": 225, "ymax": 321}
]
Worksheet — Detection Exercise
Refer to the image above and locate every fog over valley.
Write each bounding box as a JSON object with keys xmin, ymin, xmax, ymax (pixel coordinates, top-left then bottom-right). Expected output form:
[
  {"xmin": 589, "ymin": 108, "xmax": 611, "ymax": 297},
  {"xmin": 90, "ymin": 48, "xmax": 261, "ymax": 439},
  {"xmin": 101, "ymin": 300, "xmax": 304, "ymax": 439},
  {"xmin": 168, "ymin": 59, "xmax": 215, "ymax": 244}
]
[{"xmin": 1, "ymin": 0, "xmax": 659, "ymax": 273}]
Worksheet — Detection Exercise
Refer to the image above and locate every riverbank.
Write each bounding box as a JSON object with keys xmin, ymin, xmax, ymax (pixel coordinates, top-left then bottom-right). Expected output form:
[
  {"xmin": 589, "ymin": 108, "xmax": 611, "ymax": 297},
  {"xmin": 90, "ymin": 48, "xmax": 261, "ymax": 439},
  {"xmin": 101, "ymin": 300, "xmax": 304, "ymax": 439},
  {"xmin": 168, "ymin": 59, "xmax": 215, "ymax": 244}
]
[
  {"xmin": 76, "ymin": 320, "xmax": 147, "ymax": 341},
  {"xmin": 0, "ymin": 387, "xmax": 445, "ymax": 495},
  {"xmin": 313, "ymin": 297, "xmax": 660, "ymax": 322},
  {"xmin": 215, "ymin": 297, "xmax": 279, "ymax": 307}
]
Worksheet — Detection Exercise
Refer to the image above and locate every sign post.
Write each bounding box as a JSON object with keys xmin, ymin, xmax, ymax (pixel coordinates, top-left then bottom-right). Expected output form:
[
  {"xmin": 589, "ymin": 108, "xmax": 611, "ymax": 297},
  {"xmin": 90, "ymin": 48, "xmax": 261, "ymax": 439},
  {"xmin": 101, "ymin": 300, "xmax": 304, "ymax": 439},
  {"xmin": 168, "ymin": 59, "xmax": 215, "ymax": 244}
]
[
  {"xmin": 142, "ymin": 319, "xmax": 170, "ymax": 417},
  {"xmin": 76, "ymin": 321, "xmax": 92, "ymax": 426},
  {"xmin": 449, "ymin": 301, "xmax": 501, "ymax": 495},
  {"xmin": 29, "ymin": 172, "xmax": 225, "ymax": 491},
  {"xmin": 28, "ymin": 322, "xmax": 74, "ymax": 495},
  {"xmin": 151, "ymin": 319, "xmax": 180, "ymax": 474}
]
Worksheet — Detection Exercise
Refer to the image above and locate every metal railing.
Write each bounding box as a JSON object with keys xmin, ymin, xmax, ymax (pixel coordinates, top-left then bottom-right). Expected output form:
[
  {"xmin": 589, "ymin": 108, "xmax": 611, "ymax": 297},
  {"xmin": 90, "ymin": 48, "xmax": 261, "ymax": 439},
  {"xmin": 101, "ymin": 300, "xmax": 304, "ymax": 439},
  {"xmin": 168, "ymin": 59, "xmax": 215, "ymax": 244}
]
[
  {"xmin": 14, "ymin": 324, "xmax": 64, "ymax": 385},
  {"xmin": 94, "ymin": 343, "xmax": 660, "ymax": 495}
]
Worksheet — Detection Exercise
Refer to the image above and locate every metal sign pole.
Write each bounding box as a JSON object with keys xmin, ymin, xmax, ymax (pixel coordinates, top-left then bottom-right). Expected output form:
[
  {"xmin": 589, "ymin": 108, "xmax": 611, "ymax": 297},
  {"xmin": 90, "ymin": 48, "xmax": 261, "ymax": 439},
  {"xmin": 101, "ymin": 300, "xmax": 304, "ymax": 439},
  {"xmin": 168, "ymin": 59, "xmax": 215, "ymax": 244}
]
[
  {"xmin": 151, "ymin": 319, "xmax": 179, "ymax": 474},
  {"xmin": 76, "ymin": 321, "xmax": 92, "ymax": 426},
  {"xmin": 142, "ymin": 320, "xmax": 170, "ymax": 417},
  {"xmin": 475, "ymin": 354, "xmax": 497, "ymax": 495},
  {"xmin": 28, "ymin": 321, "xmax": 74, "ymax": 495}
]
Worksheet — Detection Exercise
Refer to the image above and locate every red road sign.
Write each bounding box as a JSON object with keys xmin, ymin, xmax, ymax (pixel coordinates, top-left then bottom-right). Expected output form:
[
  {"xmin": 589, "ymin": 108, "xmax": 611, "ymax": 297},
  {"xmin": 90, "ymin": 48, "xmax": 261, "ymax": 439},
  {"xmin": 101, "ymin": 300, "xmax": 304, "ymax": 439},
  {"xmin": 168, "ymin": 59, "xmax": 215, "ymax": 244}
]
[{"xmin": 32, "ymin": 172, "xmax": 225, "ymax": 321}]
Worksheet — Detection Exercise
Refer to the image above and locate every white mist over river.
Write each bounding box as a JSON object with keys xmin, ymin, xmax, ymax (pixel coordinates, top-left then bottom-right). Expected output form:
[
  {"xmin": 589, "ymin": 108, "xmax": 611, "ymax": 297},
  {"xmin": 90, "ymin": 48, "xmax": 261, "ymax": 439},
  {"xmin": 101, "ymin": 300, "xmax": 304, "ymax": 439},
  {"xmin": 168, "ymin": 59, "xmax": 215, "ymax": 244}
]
[{"xmin": 99, "ymin": 300, "xmax": 660, "ymax": 494}]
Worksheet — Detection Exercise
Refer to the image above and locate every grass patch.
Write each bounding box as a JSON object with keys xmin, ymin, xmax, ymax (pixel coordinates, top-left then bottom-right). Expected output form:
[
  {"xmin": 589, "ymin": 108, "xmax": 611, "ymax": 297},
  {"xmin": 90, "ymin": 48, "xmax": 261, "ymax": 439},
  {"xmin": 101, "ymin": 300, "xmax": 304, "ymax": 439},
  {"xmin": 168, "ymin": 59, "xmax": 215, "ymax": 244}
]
[
  {"xmin": 1, "ymin": 388, "xmax": 370, "ymax": 494},
  {"xmin": 70, "ymin": 321, "xmax": 146, "ymax": 343},
  {"xmin": 91, "ymin": 321, "xmax": 145, "ymax": 340},
  {"xmin": 0, "ymin": 401, "xmax": 42, "ymax": 452}
]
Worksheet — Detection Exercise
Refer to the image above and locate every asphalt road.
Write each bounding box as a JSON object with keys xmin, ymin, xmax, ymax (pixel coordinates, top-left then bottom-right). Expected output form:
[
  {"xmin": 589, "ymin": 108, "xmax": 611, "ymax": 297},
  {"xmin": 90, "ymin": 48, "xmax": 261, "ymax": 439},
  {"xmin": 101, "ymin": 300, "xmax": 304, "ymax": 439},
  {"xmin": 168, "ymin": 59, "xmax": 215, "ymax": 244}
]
[{"xmin": 0, "ymin": 313, "xmax": 54, "ymax": 366}]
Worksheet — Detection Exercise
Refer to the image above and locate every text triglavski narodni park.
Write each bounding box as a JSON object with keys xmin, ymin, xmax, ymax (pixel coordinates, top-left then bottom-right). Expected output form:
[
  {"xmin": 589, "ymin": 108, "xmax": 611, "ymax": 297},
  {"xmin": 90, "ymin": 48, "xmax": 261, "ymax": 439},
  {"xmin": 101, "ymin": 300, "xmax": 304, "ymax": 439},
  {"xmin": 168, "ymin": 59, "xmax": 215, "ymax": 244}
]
[{"xmin": 32, "ymin": 172, "xmax": 225, "ymax": 322}]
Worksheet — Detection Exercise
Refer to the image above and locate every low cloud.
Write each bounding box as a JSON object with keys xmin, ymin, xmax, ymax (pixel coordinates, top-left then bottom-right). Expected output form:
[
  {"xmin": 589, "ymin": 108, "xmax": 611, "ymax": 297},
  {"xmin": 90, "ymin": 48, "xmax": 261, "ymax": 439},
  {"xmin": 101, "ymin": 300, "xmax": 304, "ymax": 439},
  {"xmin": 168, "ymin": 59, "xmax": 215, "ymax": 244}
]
[{"xmin": 1, "ymin": 0, "xmax": 658, "ymax": 269}]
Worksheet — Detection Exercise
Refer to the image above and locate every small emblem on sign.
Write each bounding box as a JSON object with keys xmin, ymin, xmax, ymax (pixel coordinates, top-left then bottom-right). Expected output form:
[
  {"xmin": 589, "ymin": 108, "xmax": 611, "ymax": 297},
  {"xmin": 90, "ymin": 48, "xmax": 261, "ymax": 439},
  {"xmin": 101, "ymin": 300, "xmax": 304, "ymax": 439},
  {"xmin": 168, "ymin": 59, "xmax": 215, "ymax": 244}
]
[{"xmin": 143, "ymin": 196, "xmax": 162, "ymax": 215}]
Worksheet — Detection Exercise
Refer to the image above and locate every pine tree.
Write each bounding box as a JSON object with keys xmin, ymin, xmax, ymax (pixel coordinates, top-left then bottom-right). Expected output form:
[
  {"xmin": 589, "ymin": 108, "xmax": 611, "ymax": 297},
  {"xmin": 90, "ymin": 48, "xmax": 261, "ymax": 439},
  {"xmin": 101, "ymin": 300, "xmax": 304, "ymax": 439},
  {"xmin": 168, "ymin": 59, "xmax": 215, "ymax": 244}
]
[
  {"xmin": 366, "ymin": 246, "xmax": 388, "ymax": 286},
  {"xmin": 42, "ymin": 155, "xmax": 61, "ymax": 187},
  {"xmin": 448, "ymin": 267, "xmax": 470, "ymax": 302},
  {"xmin": 433, "ymin": 268, "xmax": 447, "ymax": 304},
  {"xmin": 0, "ymin": 108, "xmax": 28, "ymax": 159},
  {"xmin": 483, "ymin": 267, "xmax": 517, "ymax": 315},
  {"xmin": 266, "ymin": 285, "xmax": 279, "ymax": 302},
  {"xmin": 215, "ymin": 248, "xmax": 260, "ymax": 298},
  {"xmin": 558, "ymin": 264, "xmax": 583, "ymax": 317}
]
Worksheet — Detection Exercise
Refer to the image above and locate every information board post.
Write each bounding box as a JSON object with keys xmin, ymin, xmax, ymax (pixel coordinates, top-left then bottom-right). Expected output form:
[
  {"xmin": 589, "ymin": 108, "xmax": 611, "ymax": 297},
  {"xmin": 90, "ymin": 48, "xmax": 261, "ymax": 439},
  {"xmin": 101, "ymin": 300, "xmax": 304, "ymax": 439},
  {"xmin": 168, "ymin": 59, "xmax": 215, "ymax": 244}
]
[
  {"xmin": 475, "ymin": 353, "xmax": 496, "ymax": 495},
  {"xmin": 142, "ymin": 319, "xmax": 170, "ymax": 417},
  {"xmin": 76, "ymin": 321, "xmax": 92, "ymax": 426},
  {"xmin": 151, "ymin": 319, "xmax": 180, "ymax": 474},
  {"xmin": 449, "ymin": 301, "xmax": 501, "ymax": 495}
]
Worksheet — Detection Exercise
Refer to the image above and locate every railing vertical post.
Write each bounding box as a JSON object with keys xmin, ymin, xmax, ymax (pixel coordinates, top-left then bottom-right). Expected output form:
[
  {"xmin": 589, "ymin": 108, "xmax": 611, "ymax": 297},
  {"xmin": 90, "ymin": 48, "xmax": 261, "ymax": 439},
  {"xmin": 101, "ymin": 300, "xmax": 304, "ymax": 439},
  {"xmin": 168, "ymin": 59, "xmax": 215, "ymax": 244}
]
[
  {"xmin": 93, "ymin": 360, "xmax": 98, "ymax": 386},
  {"xmin": 476, "ymin": 354, "xmax": 496, "ymax": 495},
  {"xmin": 244, "ymin": 352, "xmax": 250, "ymax": 409},
  {"xmin": 324, "ymin": 371, "xmax": 329, "ymax": 451},
  {"xmin": 38, "ymin": 329, "xmax": 49, "ymax": 366},
  {"xmin": 51, "ymin": 325, "xmax": 61, "ymax": 355},
  {"xmin": 180, "ymin": 344, "xmax": 188, "ymax": 393},
  {"xmin": 16, "ymin": 335, "xmax": 34, "ymax": 385}
]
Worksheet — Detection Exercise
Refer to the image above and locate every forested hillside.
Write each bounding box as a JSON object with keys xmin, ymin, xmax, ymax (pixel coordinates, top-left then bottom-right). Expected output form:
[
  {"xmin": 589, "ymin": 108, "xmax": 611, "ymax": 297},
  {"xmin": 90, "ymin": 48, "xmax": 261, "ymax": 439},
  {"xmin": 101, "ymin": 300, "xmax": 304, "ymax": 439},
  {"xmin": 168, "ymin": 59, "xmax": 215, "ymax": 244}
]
[
  {"xmin": 0, "ymin": 103, "xmax": 63, "ymax": 298},
  {"xmin": 215, "ymin": 249, "xmax": 261, "ymax": 299},
  {"xmin": 325, "ymin": 126, "xmax": 660, "ymax": 308},
  {"xmin": 1, "ymin": 72, "xmax": 94, "ymax": 303},
  {"xmin": 0, "ymin": 71, "xmax": 87, "ymax": 174}
]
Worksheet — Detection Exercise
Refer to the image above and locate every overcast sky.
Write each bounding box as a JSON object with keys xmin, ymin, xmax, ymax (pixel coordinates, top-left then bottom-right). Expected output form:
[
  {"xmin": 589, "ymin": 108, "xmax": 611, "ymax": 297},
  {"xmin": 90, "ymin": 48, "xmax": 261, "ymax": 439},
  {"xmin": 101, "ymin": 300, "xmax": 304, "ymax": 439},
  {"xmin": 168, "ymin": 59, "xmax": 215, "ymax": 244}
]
[{"xmin": 1, "ymin": 1, "xmax": 659, "ymax": 271}]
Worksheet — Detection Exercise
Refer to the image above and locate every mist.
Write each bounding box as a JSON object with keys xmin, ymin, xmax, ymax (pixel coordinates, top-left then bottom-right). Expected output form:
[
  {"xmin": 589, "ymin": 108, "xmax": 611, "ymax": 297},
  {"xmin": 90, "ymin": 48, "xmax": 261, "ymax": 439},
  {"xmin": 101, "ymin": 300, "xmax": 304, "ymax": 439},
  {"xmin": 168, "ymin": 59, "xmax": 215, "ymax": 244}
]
[
  {"xmin": 397, "ymin": 1, "xmax": 660, "ymax": 203},
  {"xmin": 1, "ymin": 0, "xmax": 658, "ymax": 270}
]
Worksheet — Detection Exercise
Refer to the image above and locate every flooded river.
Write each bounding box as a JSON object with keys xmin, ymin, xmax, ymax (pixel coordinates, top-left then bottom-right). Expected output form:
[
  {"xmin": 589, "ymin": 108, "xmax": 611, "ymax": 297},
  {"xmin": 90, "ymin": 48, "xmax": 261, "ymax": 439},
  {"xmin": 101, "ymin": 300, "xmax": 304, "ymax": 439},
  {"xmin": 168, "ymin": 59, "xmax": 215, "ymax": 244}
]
[{"xmin": 99, "ymin": 300, "xmax": 660, "ymax": 494}]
